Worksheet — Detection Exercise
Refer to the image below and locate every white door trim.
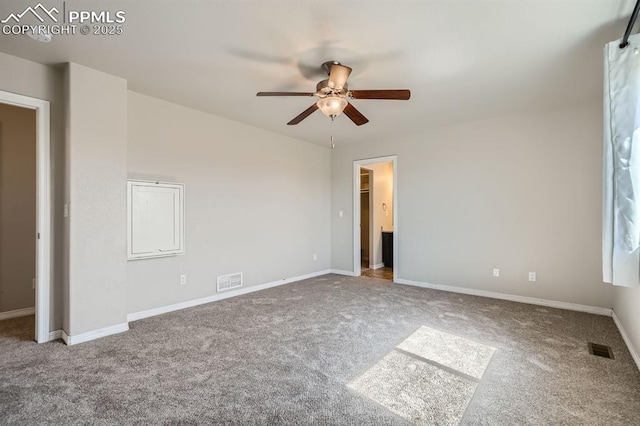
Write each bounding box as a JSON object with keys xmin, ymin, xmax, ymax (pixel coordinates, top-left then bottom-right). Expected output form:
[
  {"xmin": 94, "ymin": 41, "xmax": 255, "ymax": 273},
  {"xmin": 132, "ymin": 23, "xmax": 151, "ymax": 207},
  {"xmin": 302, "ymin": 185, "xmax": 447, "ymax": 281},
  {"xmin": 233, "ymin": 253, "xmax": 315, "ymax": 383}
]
[
  {"xmin": 353, "ymin": 155, "xmax": 398, "ymax": 282},
  {"xmin": 0, "ymin": 90, "xmax": 51, "ymax": 343}
]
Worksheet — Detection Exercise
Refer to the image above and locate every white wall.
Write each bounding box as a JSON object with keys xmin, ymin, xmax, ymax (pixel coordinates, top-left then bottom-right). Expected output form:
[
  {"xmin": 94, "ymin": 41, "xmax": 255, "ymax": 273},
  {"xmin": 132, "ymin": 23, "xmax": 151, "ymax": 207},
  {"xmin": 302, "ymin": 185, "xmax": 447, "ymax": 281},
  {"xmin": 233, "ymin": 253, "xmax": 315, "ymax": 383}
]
[
  {"xmin": 332, "ymin": 102, "xmax": 613, "ymax": 309},
  {"xmin": 0, "ymin": 103, "xmax": 36, "ymax": 312},
  {"xmin": 65, "ymin": 63, "xmax": 128, "ymax": 336},
  {"xmin": 0, "ymin": 52, "xmax": 64, "ymax": 331},
  {"xmin": 126, "ymin": 92, "xmax": 331, "ymax": 315}
]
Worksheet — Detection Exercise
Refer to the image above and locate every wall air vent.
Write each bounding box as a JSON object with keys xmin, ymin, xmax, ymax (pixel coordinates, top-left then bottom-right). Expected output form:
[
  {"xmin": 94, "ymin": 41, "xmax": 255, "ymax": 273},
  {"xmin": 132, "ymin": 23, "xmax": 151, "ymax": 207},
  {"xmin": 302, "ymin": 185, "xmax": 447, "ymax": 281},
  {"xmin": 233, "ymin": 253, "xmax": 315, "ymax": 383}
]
[
  {"xmin": 588, "ymin": 342, "xmax": 614, "ymax": 359},
  {"xmin": 217, "ymin": 273, "xmax": 243, "ymax": 292}
]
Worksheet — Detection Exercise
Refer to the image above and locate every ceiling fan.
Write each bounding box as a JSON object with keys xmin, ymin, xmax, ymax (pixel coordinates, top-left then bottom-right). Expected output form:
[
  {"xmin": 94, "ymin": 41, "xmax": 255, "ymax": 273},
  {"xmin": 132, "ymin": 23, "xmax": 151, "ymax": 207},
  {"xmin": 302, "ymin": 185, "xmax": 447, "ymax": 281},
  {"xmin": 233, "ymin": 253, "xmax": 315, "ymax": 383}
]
[{"xmin": 256, "ymin": 61, "xmax": 410, "ymax": 126}]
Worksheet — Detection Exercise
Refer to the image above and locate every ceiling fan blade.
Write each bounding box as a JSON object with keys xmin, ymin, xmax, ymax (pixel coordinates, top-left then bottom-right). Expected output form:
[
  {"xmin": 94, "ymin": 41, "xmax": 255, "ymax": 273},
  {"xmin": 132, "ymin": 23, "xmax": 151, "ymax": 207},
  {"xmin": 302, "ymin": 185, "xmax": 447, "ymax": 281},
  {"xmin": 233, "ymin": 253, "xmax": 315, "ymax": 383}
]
[
  {"xmin": 350, "ymin": 90, "xmax": 411, "ymax": 100},
  {"xmin": 287, "ymin": 103, "xmax": 319, "ymax": 125},
  {"xmin": 343, "ymin": 102, "xmax": 369, "ymax": 126},
  {"xmin": 257, "ymin": 92, "xmax": 315, "ymax": 97},
  {"xmin": 328, "ymin": 64, "xmax": 352, "ymax": 90}
]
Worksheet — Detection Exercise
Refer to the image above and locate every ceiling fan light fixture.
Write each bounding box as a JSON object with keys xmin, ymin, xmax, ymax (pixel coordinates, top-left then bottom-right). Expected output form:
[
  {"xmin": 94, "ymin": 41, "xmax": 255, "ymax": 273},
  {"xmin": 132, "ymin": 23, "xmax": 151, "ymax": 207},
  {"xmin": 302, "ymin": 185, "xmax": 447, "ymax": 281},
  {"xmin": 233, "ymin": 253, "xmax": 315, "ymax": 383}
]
[{"xmin": 316, "ymin": 95, "xmax": 348, "ymax": 119}]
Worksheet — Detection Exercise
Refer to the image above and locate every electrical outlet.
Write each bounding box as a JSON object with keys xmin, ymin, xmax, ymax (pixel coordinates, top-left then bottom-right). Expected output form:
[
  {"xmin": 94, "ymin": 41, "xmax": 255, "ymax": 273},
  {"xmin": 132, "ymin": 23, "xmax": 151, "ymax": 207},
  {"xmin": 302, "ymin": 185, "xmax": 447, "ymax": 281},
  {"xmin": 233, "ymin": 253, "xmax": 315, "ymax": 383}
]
[
  {"xmin": 313, "ymin": 253, "xmax": 318, "ymax": 261},
  {"xmin": 339, "ymin": 210, "xmax": 344, "ymax": 218},
  {"xmin": 528, "ymin": 272, "xmax": 536, "ymax": 282},
  {"xmin": 32, "ymin": 278, "xmax": 36, "ymax": 289},
  {"xmin": 180, "ymin": 274, "xmax": 187, "ymax": 285},
  {"xmin": 492, "ymin": 268, "xmax": 500, "ymax": 278}
]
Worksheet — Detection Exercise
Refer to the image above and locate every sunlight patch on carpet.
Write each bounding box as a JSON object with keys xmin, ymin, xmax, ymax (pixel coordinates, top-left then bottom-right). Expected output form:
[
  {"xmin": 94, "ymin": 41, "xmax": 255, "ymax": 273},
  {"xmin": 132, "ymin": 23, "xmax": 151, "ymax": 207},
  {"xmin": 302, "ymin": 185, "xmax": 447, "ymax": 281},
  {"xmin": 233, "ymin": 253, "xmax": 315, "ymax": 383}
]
[
  {"xmin": 348, "ymin": 351, "xmax": 476, "ymax": 425},
  {"xmin": 348, "ymin": 326, "xmax": 496, "ymax": 424},
  {"xmin": 397, "ymin": 326, "xmax": 495, "ymax": 379}
]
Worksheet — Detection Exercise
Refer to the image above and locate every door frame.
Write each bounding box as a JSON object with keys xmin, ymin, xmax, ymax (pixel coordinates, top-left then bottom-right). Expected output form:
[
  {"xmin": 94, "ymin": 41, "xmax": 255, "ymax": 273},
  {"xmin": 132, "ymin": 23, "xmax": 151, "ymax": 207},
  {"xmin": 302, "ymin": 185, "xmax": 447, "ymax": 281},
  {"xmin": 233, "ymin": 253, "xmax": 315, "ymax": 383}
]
[
  {"xmin": 353, "ymin": 155, "xmax": 398, "ymax": 282},
  {"xmin": 0, "ymin": 90, "xmax": 51, "ymax": 343}
]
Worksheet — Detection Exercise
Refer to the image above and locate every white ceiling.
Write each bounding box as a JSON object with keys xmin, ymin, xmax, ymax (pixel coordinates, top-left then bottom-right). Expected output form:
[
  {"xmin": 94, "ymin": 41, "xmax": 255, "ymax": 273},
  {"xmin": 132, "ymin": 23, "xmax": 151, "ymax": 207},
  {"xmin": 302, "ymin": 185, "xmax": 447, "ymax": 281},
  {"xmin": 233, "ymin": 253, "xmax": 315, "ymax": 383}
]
[{"xmin": 0, "ymin": 0, "xmax": 635, "ymax": 146}]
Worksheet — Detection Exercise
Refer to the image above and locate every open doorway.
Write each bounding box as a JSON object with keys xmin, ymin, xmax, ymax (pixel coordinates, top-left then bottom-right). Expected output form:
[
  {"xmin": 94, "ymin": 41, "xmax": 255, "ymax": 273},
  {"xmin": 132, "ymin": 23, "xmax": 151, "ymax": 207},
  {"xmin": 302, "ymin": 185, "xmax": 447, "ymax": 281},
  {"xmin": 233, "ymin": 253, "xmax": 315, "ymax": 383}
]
[
  {"xmin": 0, "ymin": 91, "xmax": 51, "ymax": 343},
  {"xmin": 354, "ymin": 156, "xmax": 396, "ymax": 282},
  {"xmin": 0, "ymin": 103, "xmax": 37, "ymax": 338}
]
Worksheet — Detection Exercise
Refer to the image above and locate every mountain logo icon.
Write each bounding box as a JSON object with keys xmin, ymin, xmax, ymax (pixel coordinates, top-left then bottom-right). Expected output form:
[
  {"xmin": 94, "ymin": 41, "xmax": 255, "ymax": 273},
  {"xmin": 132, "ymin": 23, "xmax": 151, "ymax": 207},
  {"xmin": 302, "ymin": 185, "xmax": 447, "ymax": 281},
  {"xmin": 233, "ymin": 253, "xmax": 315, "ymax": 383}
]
[{"xmin": 1, "ymin": 3, "xmax": 59, "ymax": 24}]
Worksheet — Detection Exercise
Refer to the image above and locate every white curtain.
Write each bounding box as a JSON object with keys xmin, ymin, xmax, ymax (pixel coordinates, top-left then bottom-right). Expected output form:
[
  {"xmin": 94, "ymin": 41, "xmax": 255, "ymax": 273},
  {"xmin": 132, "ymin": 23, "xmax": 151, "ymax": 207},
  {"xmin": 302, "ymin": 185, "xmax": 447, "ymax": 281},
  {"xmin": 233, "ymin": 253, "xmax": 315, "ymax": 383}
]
[{"xmin": 603, "ymin": 34, "xmax": 640, "ymax": 287}]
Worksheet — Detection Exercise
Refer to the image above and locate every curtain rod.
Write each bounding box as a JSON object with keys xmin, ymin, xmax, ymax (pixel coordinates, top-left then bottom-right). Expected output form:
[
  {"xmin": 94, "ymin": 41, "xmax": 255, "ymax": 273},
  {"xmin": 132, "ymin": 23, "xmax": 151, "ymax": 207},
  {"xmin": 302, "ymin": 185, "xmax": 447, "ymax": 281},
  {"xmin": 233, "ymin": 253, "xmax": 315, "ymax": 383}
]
[{"xmin": 620, "ymin": 0, "xmax": 640, "ymax": 48}]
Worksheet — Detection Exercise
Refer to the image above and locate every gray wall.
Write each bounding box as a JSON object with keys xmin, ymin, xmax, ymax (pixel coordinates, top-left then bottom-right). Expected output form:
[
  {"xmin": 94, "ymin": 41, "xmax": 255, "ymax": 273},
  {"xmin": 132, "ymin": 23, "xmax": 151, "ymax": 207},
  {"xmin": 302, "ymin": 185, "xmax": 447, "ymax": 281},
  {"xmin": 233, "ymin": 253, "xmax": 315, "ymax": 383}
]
[
  {"xmin": 126, "ymin": 91, "xmax": 331, "ymax": 315},
  {"xmin": 0, "ymin": 103, "xmax": 36, "ymax": 312},
  {"xmin": 0, "ymin": 54, "xmax": 331, "ymax": 334},
  {"xmin": 0, "ymin": 53, "xmax": 619, "ymax": 343},
  {"xmin": 331, "ymin": 102, "xmax": 613, "ymax": 309},
  {"xmin": 0, "ymin": 52, "xmax": 64, "ymax": 331},
  {"xmin": 65, "ymin": 63, "xmax": 128, "ymax": 335}
]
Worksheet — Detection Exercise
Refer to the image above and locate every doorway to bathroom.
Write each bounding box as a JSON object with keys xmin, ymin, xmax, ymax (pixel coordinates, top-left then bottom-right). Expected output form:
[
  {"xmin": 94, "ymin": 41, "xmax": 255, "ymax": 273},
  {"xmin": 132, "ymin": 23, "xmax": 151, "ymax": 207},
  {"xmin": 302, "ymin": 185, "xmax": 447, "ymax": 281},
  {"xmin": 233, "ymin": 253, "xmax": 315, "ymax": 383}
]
[{"xmin": 353, "ymin": 156, "xmax": 396, "ymax": 282}]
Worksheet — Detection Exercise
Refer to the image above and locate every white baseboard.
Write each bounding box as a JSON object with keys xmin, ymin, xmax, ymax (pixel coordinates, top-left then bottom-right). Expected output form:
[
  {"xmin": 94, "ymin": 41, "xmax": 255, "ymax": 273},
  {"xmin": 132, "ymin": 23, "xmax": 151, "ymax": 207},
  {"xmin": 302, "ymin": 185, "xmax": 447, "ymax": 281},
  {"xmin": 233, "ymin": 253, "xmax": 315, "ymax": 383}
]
[
  {"xmin": 612, "ymin": 311, "xmax": 640, "ymax": 371},
  {"xmin": 127, "ymin": 269, "xmax": 331, "ymax": 322},
  {"xmin": 370, "ymin": 263, "xmax": 385, "ymax": 270},
  {"xmin": 0, "ymin": 307, "xmax": 35, "ymax": 321},
  {"xmin": 330, "ymin": 269, "xmax": 357, "ymax": 276},
  {"xmin": 48, "ymin": 330, "xmax": 63, "ymax": 341},
  {"xmin": 395, "ymin": 278, "xmax": 613, "ymax": 316},
  {"xmin": 62, "ymin": 323, "xmax": 129, "ymax": 346}
]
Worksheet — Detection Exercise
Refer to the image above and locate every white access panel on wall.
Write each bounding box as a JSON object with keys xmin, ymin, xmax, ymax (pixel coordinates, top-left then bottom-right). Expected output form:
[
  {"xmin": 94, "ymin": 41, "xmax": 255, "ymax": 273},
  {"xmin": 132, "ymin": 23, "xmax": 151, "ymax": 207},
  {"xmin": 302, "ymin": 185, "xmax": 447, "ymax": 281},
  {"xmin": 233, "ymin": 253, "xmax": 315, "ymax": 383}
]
[{"xmin": 127, "ymin": 180, "xmax": 185, "ymax": 260}]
